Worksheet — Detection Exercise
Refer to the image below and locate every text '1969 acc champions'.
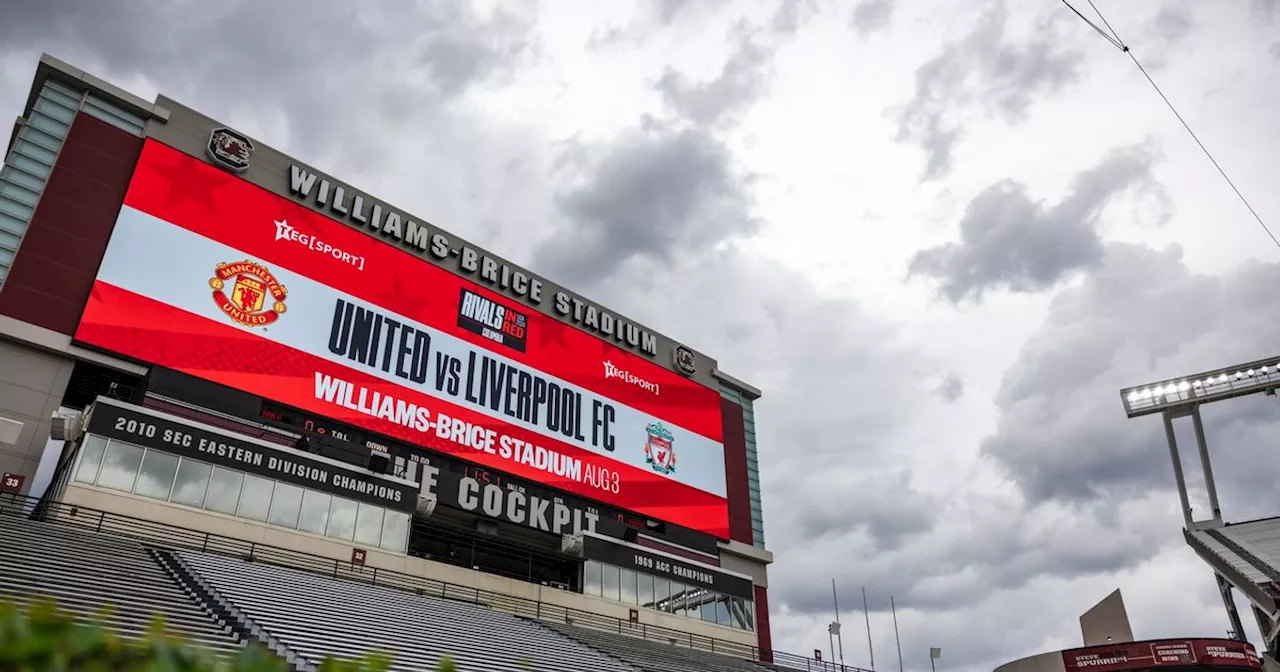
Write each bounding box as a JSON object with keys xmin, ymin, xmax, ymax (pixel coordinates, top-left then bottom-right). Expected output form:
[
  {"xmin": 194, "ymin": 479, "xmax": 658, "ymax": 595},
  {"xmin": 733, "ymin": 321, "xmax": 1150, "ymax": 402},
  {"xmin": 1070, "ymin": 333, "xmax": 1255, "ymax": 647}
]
[{"xmin": 72, "ymin": 139, "xmax": 732, "ymax": 538}]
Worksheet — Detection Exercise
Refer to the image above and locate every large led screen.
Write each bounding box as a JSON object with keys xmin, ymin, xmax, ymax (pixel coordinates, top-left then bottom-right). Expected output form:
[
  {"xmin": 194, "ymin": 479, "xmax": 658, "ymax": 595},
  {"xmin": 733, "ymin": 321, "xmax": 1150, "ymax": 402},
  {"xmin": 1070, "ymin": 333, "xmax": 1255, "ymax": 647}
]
[{"xmin": 75, "ymin": 139, "xmax": 730, "ymax": 538}]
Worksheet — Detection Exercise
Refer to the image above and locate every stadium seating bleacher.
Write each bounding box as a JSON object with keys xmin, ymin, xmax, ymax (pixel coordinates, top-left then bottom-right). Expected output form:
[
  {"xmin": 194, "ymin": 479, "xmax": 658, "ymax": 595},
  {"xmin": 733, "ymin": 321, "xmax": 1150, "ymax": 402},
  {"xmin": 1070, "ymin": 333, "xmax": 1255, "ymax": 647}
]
[
  {"xmin": 0, "ymin": 514, "xmax": 243, "ymax": 657},
  {"xmin": 172, "ymin": 549, "xmax": 643, "ymax": 672},
  {"xmin": 0, "ymin": 506, "xmax": 814, "ymax": 671},
  {"xmin": 543, "ymin": 620, "xmax": 780, "ymax": 672}
]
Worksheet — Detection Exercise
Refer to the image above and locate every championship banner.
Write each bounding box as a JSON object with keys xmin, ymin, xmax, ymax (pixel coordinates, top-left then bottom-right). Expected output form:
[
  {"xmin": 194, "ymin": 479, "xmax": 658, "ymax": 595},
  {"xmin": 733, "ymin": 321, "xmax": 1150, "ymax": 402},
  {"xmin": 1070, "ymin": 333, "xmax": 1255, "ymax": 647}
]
[
  {"xmin": 88, "ymin": 399, "xmax": 418, "ymax": 512},
  {"xmin": 75, "ymin": 140, "xmax": 729, "ymax": 538},
  {"xmin": 580, "ymin": 533, "xmax": 754, "ymax": 599}
]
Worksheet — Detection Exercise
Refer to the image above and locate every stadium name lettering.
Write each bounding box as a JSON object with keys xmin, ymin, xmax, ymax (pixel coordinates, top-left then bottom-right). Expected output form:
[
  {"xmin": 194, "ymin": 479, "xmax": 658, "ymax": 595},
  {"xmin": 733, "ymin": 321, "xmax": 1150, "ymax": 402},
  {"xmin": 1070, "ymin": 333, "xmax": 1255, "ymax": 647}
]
[
  {"xmin": 418, "ymin": 464, "xmax": 599, "ymax": 535},
  {"xmin": 288, "ymin": 165, "xmax": 660, "ymax": 358}
]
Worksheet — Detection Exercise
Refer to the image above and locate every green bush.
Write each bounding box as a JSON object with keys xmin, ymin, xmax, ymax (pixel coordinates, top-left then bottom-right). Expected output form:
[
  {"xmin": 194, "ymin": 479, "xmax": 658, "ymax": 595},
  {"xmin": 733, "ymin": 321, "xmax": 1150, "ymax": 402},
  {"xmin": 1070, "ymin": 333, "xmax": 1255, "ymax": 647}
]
[{"xmin": 0, "ymin": 599, "xmax": 457, "ymax": 671}]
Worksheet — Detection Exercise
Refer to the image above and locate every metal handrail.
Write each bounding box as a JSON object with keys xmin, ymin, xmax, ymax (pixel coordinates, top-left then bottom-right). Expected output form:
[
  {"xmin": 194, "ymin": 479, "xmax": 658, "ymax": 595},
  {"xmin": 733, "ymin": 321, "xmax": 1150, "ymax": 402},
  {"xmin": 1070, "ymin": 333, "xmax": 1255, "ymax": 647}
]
[
  {"xmin": 0, "ymin": 492, "xmax": 865, "ymax": 668},
  {"xmin": 770, "ymin": 650, "xmax": 872, "ymax": 671}
]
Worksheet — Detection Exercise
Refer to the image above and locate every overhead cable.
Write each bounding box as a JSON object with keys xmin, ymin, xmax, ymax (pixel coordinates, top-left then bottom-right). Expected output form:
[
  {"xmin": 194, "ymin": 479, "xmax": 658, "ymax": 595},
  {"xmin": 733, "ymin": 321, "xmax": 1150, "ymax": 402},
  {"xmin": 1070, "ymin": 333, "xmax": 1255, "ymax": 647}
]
[{"xmin": 1062, "ymin": 0, "xmax": 1280, "ymax": 251}]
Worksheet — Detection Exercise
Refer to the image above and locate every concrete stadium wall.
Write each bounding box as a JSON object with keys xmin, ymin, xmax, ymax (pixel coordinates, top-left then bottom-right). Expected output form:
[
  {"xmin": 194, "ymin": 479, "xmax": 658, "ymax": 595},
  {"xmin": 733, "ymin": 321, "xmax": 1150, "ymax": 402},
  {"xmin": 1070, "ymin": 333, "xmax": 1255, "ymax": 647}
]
[
  {"xmin": 61, "ymin": 483, "xmax": 759, "ymax": 648},
  {"xmin": 994, "ymin": 651, "xmax": 1068, "ymax": 672},
  {"xmin": 0, "ymin": 338, "xmax": 74, "ymax": 494},
  {"xmin": 719, "ymin": 542, "xmax": 769, "ymax": 588}
]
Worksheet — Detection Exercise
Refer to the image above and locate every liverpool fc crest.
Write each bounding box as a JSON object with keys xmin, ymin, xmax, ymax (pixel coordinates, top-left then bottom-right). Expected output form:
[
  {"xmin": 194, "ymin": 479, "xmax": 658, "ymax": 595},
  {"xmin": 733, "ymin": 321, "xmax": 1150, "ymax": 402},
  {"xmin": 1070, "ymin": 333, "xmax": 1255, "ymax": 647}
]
[
  {"xmin": 209, "ymin": 260, "xmax": 288, "ymax": 327},
  {"xmin": 643, "ymin": 422, "xmax": 676, "ymax": 475}
]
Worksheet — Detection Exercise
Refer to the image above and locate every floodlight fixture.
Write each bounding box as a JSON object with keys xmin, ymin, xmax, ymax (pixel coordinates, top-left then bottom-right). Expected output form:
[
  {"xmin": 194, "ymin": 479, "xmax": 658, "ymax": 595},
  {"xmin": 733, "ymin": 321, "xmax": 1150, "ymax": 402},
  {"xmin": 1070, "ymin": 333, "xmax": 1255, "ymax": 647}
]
[{"xmin": 1119, "ymin": 356, "xmax": 1280, "ymax": 418}]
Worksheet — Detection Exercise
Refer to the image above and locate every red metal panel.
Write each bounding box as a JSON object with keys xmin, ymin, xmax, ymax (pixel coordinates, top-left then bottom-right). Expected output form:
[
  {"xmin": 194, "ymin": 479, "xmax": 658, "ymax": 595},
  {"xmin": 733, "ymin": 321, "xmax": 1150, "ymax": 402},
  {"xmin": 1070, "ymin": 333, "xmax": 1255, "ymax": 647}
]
[
  {"xmin": 40, "ymin": 160, "xmax": 128, "ymax": 207},
  {"xmin": 754, "ymin": 585, "xmax": 773, "ymax": 662},
  {"xmin": 3, "ymin": 246, "xmax": 87, "ymax": 300},
  {"xmin": 0, "ymin": 112, "xmax": 142, "ymax": 333},
  {"xmin": 17, "ymin": 191, "xmax": 117, "ymax": 244},
  {"xmin": 722, "ymin": 397, "xmax": 754, "ymax": 545},
  {"xmin": 58, "ymin": 114, "xmax": 146, "ymax": 168},
  {"xmin": 10, "ymin": 202, "xmax": 114, "ymax": 270},
  {"xmin": 0, "ymin": 280, "xmax": 87, "ymax": 335}
]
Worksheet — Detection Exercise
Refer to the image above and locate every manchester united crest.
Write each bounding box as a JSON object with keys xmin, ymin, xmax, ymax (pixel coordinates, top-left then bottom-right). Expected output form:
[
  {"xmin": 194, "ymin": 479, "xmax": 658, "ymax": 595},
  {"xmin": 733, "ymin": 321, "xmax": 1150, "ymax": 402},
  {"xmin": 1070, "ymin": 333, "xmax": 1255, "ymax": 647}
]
[
  {"xmin": 209, "ymin": 260, "xmax": 287, "ymax": 327},
  {"xmin": 643, "ymin": 422, "xmax": 676, "ymax": 475}
]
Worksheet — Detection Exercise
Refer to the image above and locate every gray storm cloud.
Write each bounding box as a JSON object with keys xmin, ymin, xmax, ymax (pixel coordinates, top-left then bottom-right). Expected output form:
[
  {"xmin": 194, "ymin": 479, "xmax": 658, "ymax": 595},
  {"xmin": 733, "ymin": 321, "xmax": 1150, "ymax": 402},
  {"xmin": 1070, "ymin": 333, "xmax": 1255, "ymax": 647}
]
[
  {"xmin": 894, "ymin": 0, "xmax": 1080, "ymax": 181},
  {"xmin": 909, "ymin": 143, "xmax": 1163, "ymax": 302}
]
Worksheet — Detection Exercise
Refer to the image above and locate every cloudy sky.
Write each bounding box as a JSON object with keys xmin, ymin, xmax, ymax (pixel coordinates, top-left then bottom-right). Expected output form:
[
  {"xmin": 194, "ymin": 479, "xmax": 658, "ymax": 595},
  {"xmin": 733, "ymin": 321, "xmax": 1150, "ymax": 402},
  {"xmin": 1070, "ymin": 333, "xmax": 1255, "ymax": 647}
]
[{"xmin": 4, "ymin": 0, "xmax": 1280, "ymax": 669}]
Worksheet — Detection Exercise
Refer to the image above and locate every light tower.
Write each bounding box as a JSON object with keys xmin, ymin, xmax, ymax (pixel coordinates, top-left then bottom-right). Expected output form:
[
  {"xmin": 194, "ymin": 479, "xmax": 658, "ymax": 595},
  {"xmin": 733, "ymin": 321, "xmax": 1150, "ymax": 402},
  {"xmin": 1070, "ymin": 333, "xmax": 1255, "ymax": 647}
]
[{"xmin": 1120, "ymin": 357, "xmax": 1280, "ymax": 668}]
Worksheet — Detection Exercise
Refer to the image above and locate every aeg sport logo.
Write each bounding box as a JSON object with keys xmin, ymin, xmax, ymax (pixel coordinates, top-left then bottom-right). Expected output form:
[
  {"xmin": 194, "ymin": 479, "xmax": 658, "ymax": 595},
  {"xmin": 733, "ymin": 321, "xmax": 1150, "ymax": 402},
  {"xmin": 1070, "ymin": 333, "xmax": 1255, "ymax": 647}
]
[
  {"xmin": 603, "ymin": 360, "xmax": 660, "ymax": 396},
  {"xmin": 456, "ymin": 288, "xmax": 528, "ymax": 353},
  {"xmin": 209, "ymin": 260, "xmax": 288, "ymax": 327},
  {"xmin": 274, "ymin": 219, "xmax": 367, "ymax": 271},
  {"xmin": 643, "ymin": 422, "xmax": 676, "ymax": 476}
]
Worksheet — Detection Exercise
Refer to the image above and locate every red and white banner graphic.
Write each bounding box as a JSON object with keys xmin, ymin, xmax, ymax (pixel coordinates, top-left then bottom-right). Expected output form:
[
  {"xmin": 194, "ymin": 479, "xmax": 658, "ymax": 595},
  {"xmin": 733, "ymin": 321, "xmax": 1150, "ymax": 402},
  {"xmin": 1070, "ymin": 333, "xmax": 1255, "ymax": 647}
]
[
  {"xmin": 74, "ymin": 140, "xmax": 729, "ymax": 538},
  {"xmin": 1062, "ymin": 639, "xmax": 1261, "ymax": 672}
]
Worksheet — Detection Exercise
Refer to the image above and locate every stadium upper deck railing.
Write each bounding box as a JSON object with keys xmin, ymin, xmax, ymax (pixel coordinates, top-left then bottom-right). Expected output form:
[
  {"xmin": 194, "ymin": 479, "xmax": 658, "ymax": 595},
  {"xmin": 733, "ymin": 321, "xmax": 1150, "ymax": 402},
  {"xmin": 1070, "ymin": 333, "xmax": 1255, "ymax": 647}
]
[{"xmin": 0, "ymin": 493, "xmax": 867, "ymax": 672}]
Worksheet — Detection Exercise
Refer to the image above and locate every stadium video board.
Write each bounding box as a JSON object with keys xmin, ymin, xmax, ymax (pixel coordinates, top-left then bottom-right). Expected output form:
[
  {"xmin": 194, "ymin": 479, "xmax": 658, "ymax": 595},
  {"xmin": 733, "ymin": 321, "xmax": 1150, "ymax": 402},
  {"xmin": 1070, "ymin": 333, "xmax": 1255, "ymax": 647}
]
[{"xmin": 74, "ymin": 139, "xmax": 730, "ymax": 538}]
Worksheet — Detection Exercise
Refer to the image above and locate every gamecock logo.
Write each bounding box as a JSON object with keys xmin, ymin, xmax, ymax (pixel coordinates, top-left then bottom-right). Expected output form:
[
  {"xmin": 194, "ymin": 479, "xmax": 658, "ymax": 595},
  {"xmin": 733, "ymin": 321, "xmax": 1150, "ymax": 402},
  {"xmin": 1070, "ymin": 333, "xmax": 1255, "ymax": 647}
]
[
  {"xmin": 643, "ymin": 422, "xmax": 677, "ymax": 476},
  {"xmin": 206, "ymin": 127, "xmax": 254, "ymax": 173},
  {"xmin": 209, "ymin": 260, "xmax": 287, "ymax": 327},
  {"xmin": 673, "ymin": 344, "xmax": 697, "ymax": 377}
]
